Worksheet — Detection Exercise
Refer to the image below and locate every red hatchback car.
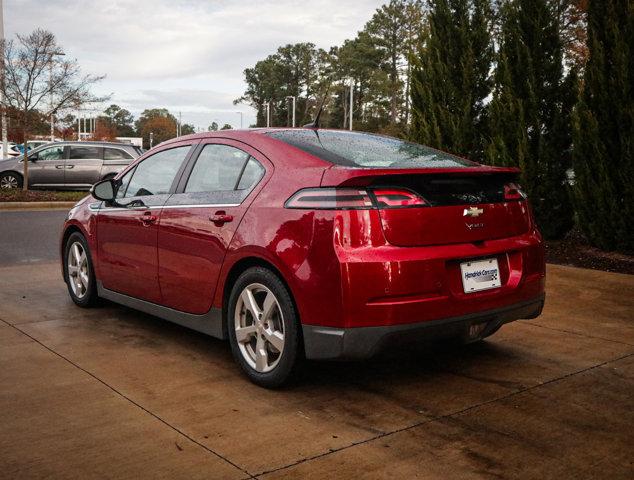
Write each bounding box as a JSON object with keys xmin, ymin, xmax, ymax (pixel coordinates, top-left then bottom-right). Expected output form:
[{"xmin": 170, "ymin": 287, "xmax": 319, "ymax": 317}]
[{"xmin": 61, "ymin": 129, "xmax": 545, "ymax": 387}]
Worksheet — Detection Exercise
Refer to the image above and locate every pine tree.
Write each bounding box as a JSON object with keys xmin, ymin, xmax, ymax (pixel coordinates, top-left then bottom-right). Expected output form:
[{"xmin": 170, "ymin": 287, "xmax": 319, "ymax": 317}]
[
  {"xmin": 410, "ymin": 0, "xmax": 493, "ymax": 160},
  {"xmin": 486, "ymin": 0, "xmax": 576, "ymax": 239},
  {"xmin": 572, "ymin": 0, "xmax": 633, "ymax": 252}
]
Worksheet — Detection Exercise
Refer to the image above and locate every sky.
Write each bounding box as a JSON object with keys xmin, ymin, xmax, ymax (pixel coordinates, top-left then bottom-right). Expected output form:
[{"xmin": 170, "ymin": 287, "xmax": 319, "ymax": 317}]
[{"xmin": 4, "ymin": 0, "xmax": 383, "ymax": 131}]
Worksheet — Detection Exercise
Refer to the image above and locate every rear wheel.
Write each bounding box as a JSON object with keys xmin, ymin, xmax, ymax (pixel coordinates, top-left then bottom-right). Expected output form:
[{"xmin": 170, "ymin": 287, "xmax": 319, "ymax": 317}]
[
  {"xmin": 227, "ymin": 267, "xmax": 301, "ymax": 388},
  {"xmin": 0, "ymin": 172, "xmax": 22, "ymax": 189},
  {"xmin": 64, "ymin": 232, "xmax": 99, "ymax": 307}
]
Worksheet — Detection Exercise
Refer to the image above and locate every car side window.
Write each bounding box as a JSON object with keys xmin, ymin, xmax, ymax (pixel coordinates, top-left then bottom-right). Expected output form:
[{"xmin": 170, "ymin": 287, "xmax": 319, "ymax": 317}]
[
  {"xmin": 237, "ymin": 158, "xmax": 265, "ymax": 190},
  {"xmin": 185, "ymin": 144, "xmax": 250, "ymax": 193},
  {"xmin": 116, "ymin": 168, "xmax": 135, "ymax": 199},
  {"xmin": 104, "ymin": 148, "xmax": 133, "ymax": 160},
  {"xmin": 35, "ymin": 145, "xmax": 64, "ymax": 161},
  {"xmin": 70, "ymin": 146, "xmax": 101, "ymax": 160},
  {"xmin": 123, "ymin": 146, "xmax": 190, "ymax": 198}
]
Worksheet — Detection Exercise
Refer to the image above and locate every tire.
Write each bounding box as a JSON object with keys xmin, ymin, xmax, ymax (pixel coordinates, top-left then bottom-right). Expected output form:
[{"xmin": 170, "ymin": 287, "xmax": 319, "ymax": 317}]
[
  {"xmin": 0, "ymin": 172, "xmax": 23, "ymax": 189},
  {"xmin": 227, "ymin": 267, "xmax": 301, "ymax": 388},
  {"xmin": 63, "ymin": 232, "xmax": 99, "ymax": 307}
]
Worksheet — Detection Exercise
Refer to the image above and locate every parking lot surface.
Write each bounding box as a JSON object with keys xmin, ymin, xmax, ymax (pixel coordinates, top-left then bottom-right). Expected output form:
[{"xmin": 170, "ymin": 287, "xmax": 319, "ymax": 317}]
[{"xmin": 1, "ymin": 211, "xmax": 633, "ymax": 479}]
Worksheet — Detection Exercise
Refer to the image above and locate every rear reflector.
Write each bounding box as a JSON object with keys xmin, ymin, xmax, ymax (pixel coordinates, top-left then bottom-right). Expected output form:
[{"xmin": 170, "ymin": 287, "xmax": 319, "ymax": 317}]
[
  {"xmin": 372, "ymin": 188, "xmax": 427, "ymax": 208},
  {"xmin": 285, "ymin": 188, "xmax": 374, "ymax": 210},
  {"xmin": 504, "ymin": 183, "xmax": 527, "ymax": 201}
]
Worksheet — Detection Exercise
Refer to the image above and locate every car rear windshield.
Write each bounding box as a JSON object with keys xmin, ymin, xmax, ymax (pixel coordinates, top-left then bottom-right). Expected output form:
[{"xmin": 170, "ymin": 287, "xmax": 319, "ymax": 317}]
[{"xmin": 267, "ymin": 130, "xmax": 477, "ymax": 168}]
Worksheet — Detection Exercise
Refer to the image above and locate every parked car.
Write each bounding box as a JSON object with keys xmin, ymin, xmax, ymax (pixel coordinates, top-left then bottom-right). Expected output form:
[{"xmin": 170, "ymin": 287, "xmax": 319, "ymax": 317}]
[
  {"xmin": 61, "ymin": 129, "xmax": 545, "ymax": 387},
  {"xmin": 0, "ymin": 141, "xmax": 141, "ymax": 190},
  {"xmin": 0, "ymin": 142, "xmax": 21, "ymax": 158}
]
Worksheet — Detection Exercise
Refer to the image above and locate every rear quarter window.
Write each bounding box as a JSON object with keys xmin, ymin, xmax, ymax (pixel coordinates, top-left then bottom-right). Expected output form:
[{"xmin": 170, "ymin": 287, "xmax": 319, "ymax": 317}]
[{"xmin": 104, "ymin": 148, "xmax": 133, "ymax": 160}]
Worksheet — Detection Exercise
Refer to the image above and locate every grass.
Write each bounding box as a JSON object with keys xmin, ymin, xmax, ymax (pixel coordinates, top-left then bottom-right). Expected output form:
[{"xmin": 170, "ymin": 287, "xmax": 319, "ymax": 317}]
[{"xmin": 0, "ymin": 189, "xmax": 88, "ymax": 202}]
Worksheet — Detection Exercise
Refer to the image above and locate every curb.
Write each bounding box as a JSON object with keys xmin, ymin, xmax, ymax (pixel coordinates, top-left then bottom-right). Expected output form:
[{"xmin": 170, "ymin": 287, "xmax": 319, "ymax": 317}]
[{"xmin": 0, "ymin": 201, "xmax": 77, "ymax": 210}]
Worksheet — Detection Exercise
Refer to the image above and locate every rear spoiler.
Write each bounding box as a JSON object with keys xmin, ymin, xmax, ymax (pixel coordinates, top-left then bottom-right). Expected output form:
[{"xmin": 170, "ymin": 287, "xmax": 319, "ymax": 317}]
[{"xmin": 320, "ymin": 165, "xmax": 521, "ymax": 187}]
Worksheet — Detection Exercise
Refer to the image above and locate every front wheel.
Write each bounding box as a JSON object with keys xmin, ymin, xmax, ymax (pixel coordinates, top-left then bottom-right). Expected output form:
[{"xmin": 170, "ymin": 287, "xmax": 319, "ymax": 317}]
[
  {"xmin": 64, "ymin": 232, "xmax": 99, "ymax": 307},
  {"xmin": 227, "ymin": 267, "xmax": 301, "ymax": 388}
]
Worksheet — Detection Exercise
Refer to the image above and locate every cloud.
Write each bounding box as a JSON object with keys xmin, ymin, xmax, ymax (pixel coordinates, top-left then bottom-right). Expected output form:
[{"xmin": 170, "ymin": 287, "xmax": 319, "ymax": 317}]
[{"xmin": 4, "ymin": 0, "xmax": 383, "ymax": 128}]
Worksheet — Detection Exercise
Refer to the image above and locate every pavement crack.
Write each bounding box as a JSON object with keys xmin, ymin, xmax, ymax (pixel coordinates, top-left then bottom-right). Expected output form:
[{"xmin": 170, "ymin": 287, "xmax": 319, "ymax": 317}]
[
  {"xmin": 253, "ymin": 350, "xmax": 634, "ymax": 478},
  {"xmin": 4, "ymin": 321, "xmax": 257, "ymax": 480},
  {"xmin": 523, "ymin": 321, "xmax": 634, "ymax": 347}
]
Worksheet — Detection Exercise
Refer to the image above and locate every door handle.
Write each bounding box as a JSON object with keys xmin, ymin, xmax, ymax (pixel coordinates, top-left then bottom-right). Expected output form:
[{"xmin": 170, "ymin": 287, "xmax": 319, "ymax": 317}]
[
  {"xmin": 55, "ymin": 164, "xmax": 65, "ymax": 169},
  {"xmin": 139, "ymin": 211, "xmax": 158, "ymax": 226},
  {"xmin": 65, "ymin": 165, "xmax": 74, "ymax": 169},
  {"xmin": 209, "ymin": 211, "xmax": 234, "ymax": 226}
]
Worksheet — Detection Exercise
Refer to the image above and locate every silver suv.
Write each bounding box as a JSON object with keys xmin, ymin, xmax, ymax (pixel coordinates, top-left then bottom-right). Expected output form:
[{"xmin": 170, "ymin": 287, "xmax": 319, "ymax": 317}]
[{"xmin": 0, "ymin": 141, "xmax": 141, "ymax": 190}]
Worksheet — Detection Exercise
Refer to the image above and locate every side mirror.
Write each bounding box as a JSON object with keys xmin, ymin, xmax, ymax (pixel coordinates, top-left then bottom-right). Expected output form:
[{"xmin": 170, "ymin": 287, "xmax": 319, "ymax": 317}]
[
  {"xmin": 91, "ymin": 178, "xmax": 116, "ymax": 202},
  {"xmin": 29, "ymin": 153, "xmax": 38, "ymax": 162}
]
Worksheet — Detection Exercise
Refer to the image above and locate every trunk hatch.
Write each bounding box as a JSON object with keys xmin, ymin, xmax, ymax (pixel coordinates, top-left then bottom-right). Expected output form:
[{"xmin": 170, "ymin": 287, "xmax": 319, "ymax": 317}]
[{"xmin": 370, "ymin": 172, "xmax": 530, "ymax": 246}]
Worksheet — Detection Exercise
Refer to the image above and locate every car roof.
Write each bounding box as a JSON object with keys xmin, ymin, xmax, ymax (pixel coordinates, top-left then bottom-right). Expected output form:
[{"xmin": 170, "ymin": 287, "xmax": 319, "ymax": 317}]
[
  {"xmin": 152, "ymin": 128, "xmax": 520, "ymax": 174},
  {"xmin": 56, "ymin": 141, "xmax": 137, "ymax": 147},
  {"xmin": 29, "ymin": 141, "xmax": 138, "ymax": 153}
]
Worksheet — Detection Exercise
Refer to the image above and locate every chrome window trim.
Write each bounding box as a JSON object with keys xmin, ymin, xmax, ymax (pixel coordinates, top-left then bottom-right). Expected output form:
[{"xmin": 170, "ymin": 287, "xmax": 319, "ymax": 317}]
[{"xmin": 96, "ymin": 202, "xmax": 240, "ymax": 212}]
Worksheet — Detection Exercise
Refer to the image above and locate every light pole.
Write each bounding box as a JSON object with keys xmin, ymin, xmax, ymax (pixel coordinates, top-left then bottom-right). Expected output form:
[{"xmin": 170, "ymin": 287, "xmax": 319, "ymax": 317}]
[
  {"xmin": 49, "ymin": 51, "xmax": 65, "ymax": 141},
  {"xmin": 263, "ymin": 102, "xmax": 271, "ymax": 127},
  {"xmin": 235, "ymin": 111, "xmax": 243, "ymax": 129},
  {"xmin": 149, "ymin": 132, "xmax": 154, "ymax": 149},
  {"xmin": 285, "ymin": 96, "xmax": 296, "ymax": 127},
  {"xmin": 349, "ymin": 78, "xmax": 354, "ymax": 131},
  {"xmin": 264, "ymin": 101, "xmax": 271, "ymax": 128},
  {"xmin": 0, "ymin": 0, "xmax": 8, "ymax": 155}
]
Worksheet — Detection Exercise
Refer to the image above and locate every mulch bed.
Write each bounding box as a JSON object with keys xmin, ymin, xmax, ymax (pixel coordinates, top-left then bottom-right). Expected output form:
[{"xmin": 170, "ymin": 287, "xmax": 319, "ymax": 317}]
[
  {"xmin": 0, "ymin": 190, "xmax": 87, "ymax": 202},
  {"xmin": 546, "ymin": 228, "xmax": 634, "ymax": 275}
]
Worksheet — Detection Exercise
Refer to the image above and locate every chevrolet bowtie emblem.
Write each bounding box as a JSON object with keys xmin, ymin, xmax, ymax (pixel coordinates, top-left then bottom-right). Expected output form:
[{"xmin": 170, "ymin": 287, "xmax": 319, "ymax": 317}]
[{"xmin": 463, "ymin": 206, "xmax": 484, "ymax": 218}]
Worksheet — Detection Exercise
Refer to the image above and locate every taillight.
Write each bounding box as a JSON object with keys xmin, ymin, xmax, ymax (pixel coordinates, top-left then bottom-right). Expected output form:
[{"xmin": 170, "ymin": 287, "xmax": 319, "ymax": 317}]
[
  {"xmin": 285, "ymin": 188, "xmax": 374, "ymax": 210},
  {"xmin": 285, "ymin": 187, "xmax": 428, "ymax": 210},
  {"xmin": 504, "ymin": 183, "xmax": 527, "ymax": 201},
  {"xmin": 372, "ymin": 188, "xmax": 427, "ymax": 208}
]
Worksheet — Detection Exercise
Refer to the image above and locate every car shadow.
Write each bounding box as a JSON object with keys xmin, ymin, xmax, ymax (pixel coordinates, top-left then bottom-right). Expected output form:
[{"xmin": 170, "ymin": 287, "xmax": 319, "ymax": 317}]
[{"xmin": 98, "ymin": 298, "xmax": 520, "ymax": 391}]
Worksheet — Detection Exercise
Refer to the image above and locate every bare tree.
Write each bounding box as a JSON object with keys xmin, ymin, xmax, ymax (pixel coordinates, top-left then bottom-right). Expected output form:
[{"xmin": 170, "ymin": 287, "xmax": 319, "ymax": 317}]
[{"xmin": 1, "ymin": 29, "xmax": 107, "ymax": 190}]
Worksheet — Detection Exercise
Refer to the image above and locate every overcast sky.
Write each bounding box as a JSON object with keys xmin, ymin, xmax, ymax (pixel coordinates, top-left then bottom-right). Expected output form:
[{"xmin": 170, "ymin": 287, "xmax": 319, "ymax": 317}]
[{"xmin": 4, "ymin": 0, "xmax": 383, "ymax": 130}]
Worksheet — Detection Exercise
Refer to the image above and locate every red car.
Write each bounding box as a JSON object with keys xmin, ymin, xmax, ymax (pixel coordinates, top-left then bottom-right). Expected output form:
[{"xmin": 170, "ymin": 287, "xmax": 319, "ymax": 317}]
[{"xmin": 61, "ymin": 129, "xmax": 545, "ymax": 387}]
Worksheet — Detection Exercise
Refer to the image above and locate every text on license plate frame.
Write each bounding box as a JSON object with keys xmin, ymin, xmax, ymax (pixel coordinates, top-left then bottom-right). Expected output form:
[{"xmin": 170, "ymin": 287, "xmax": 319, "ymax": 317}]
[{"xmin": 460, "ymin": 257, "xmax": 501, "ymax": 293}]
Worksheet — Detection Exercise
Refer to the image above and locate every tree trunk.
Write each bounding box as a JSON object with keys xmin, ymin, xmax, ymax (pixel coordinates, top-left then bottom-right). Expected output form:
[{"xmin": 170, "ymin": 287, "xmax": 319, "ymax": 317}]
[{"xmin": 22, "ymin": 110, "xmax": 29, "ymax": 192}]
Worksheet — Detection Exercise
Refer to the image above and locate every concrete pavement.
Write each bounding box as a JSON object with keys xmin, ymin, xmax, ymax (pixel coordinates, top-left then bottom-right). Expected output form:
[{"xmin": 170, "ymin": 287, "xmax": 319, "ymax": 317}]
[
  {"xmin": 0, "ymin": 209, "xmax": 68, "ymax": 266},
  {"xmin": 0, "ymin": 211, "xmax": 633, "ymax": 479}
]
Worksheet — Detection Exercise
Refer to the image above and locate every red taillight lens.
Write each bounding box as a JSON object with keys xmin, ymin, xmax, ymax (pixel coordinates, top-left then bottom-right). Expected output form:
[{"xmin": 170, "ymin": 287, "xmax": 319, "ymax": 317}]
[
  {"xmin": 285, "ymin": 188, "xmax": 374, "ymax": 210},
  {"xmin": 372, "ymin": 188, "xmax": 427, "ymax": 208},
  {"xmin": 504, "ymin": 183, "xmax": 527, "ymax": 201}
]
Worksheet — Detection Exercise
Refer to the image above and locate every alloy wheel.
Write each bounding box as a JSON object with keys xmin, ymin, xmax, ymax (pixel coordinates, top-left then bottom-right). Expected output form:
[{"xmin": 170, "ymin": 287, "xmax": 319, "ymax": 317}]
[
  {"xmin": 234, "ymin": 283, "xmax": 285, "ymax": 373},
  {"xmin": 67, "ymin": 241, "xmax": 89, "ymax": 299},
  {"xmin": 0, "ymin": 174, "xmax": 19, "ymax": 189}
]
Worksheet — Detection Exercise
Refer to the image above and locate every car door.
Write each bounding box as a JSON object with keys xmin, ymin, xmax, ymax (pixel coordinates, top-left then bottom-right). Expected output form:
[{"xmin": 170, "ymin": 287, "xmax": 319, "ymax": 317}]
[
  {"xmin": 65, "ymin": 145, "xmax": 103, "ymax": 188},
  {"xmin": 157, "ymin": 140, "xmax": 268, "ymax": 314},
  {"xmin": 97, "ymin": 142, "xmax": 195, "ymax": 304},
  {"xmin": 28, "ymin": 144, "xmax": 67, "ymax": 187}
]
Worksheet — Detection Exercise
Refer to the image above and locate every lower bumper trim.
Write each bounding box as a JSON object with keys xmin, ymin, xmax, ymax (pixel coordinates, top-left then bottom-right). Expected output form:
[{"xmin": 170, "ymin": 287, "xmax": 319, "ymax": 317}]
[{"xmin": 302, "ymin": 295, "xmax": 545, "ymax": 360}]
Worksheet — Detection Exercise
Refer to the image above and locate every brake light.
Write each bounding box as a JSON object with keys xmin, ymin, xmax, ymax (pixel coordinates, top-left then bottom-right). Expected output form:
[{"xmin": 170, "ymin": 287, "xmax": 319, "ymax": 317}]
[
  {"xmin": 285, "ymin": 188, "xmax": 374, "ymax": 210},
  {"xmin": 372, "ymin": 188, "xmax": 427, "ymax": 208},
  {"xmin": 504, "ymin": 183, "xmax": 526, "ymax": 200}
]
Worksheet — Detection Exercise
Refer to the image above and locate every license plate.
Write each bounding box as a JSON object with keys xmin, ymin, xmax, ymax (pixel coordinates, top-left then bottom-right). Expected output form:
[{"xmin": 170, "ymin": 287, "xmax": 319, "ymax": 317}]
[{"xmin": 460, "ymin": 258, "xmax": 501, "ymax": 293}]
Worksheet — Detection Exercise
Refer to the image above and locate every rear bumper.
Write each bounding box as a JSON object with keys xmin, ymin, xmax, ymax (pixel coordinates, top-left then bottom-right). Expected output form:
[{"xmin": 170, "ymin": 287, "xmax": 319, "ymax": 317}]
[{"xmin": 302, "ymin": 294, "xmax": 544, "ymax": 360}]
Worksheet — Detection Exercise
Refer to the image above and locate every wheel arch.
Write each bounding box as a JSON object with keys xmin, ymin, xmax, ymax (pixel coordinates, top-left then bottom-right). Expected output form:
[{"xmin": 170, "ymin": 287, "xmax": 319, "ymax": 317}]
[
  {"xmin": 0, "ymin": 170, "xmax": 24, "ymax": 184},
  {"xmin": 60, "ymin": 223, "xmax": 93, "ymax": 280},
  {"xmin": 220, "ymin": 256, "xmax": 302, "ymax": 343}
]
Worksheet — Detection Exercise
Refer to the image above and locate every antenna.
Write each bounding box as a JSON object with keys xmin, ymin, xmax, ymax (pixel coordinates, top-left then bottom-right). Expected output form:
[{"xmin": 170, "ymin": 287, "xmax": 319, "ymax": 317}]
[{"xmin": 303, "ymin": 84, "xmax": 331, "ymax": 129}]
